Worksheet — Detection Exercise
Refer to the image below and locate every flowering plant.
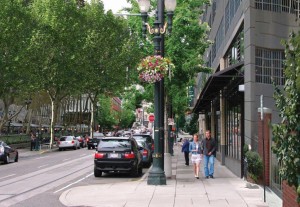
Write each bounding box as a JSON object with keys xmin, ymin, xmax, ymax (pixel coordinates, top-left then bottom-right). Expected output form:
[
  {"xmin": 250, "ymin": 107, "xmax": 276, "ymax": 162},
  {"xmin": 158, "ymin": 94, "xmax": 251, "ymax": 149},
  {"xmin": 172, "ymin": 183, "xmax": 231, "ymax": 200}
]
[{"xmin": 137, "ymin": 55, "xmax": 175, "ymax": 83}]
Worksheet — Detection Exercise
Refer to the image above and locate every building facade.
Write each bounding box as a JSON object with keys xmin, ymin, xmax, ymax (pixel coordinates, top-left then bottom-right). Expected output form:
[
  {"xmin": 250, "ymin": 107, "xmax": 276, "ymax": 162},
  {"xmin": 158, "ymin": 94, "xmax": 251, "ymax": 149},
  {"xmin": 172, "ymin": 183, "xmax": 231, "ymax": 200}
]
[{"xmin": 193, "ymin": 0, "xmax": 300, "ymax": 202}]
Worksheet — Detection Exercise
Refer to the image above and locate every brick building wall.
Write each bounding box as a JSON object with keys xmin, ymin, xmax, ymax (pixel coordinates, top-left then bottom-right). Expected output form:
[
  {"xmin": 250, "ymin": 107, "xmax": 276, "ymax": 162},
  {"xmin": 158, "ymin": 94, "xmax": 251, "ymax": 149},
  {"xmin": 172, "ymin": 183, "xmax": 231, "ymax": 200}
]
[
  {"xmin": 257, "ymin": 111, "xmax": 271, "ymax": 186},
  {"xmin": 282, "ymin": 181, "xmax": 300, "ymax": 207}
]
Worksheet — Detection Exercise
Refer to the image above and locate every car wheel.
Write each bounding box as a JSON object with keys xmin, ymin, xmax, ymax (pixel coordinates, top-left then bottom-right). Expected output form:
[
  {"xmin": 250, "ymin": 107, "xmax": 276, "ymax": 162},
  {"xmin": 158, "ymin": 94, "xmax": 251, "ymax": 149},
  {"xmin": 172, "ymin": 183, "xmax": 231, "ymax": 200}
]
[
  {"xmin": 73, "ymin": 146, "xmax": 76, "ymax": 150},
  {"xmin": 94, "ymin": 168, "xmax": 102, "ymax": 177},
  {"xmin": 4, "ymin": 154, "xmax": 9, "ymax": 164},
  {"xmin": 59, "ymin": 148, "xmax": 62, "ymax": 151},
  {"xmin": 88, "ymin": 146, "xmax": 91, "ymax": 150},
  {"xmin": 131, "ymin": 165, "xmax": 139, "ymax": 177},
  {"xmin": 138, "ymin": 165, "xmax": 143, "ymax": 175},
  {"xmin": 14, "ymin": 153, "xmax": 18, "ymax": 162}
]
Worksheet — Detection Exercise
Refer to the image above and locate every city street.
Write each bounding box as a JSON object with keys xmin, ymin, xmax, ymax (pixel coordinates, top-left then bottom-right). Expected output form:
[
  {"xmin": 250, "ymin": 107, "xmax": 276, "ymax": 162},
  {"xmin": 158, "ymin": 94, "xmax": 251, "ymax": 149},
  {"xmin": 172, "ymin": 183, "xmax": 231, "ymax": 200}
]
[{"xmin": 0, "ymin": 148, "xmax": 148, "ymax": 207}]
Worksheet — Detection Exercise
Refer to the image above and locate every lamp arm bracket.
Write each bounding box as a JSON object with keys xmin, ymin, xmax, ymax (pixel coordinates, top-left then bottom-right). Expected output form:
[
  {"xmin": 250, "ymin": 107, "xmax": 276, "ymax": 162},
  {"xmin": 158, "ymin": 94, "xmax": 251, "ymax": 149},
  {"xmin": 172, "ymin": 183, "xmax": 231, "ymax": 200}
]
[
  {"xmin": 145, "ymin": 23, "xmax": 154, "ymax": 34},
  {"xmin": 160, "ymin": 22, "xmax": 168, "ymax": 34}
]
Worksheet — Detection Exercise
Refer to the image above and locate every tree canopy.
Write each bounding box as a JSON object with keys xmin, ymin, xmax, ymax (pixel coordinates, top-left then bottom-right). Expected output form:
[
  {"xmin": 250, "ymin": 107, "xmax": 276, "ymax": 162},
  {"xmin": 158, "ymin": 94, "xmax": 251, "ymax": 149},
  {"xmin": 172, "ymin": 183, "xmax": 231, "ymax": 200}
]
[{"xmin": 272, "ymin": 32, "xmax": 300, "ymax": 203}]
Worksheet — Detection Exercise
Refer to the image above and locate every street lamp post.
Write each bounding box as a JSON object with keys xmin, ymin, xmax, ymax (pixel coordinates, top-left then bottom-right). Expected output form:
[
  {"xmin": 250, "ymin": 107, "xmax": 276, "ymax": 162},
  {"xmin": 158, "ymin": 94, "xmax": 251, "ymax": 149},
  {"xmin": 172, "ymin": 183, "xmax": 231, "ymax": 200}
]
[{"xmin": 137, "ymin": 0, "xmax": 176, "ymax": 185}]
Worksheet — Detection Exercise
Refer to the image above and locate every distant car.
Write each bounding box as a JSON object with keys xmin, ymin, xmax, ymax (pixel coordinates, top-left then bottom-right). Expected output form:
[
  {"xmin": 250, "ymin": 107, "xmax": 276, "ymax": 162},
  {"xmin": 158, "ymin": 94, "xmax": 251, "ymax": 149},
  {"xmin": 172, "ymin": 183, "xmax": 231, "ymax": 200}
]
[
  {"xmin": 0, "ymin": 141, "xmax": 18, "ymax": 164},
  {"xmin": 94, "ymin": 137, "xmax": 143, "ymax": 177},
  {"xmin": 75, "ymin": 136, "xmax": 87, "ymax": 148},
  {"xmin": 87, "ymin": 132, "xmax": 104, "ymax": 150},
  {"xmin": 132, "ymin": 134, "xmax": 154, "ymax": 154},
  {"xmin": 58, "ymin": 136, "xmax": 80, "ymax": 151},
  {"xmin": 136, "ymin": 139, "xmax": 152, "ymax": 167}
]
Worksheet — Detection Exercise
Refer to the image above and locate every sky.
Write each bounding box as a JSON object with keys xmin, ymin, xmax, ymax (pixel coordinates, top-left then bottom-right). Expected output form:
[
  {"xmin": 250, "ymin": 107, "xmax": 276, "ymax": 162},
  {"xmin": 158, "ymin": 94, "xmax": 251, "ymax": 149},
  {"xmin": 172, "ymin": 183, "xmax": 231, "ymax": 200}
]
[{"xmin": 101, "ymin": 0, "xmax": 132, "ymax": 13}]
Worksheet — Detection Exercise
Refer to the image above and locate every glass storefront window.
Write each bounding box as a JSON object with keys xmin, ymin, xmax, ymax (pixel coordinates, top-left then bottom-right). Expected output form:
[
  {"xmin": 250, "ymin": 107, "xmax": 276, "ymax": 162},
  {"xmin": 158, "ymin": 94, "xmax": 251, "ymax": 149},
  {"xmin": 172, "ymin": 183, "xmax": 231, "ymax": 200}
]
[{"xmin": 225, "ymin": 103, "xmax": 242, "ymax": 160}]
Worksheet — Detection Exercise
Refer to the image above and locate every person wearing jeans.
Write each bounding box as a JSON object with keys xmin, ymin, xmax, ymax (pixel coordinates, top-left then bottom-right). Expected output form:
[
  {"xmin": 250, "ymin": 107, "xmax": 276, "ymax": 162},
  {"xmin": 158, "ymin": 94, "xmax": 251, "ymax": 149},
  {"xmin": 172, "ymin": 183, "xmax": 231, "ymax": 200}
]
[{"xmin": 202, "ymin": 130, "xmax": 216, "ymax": 179}]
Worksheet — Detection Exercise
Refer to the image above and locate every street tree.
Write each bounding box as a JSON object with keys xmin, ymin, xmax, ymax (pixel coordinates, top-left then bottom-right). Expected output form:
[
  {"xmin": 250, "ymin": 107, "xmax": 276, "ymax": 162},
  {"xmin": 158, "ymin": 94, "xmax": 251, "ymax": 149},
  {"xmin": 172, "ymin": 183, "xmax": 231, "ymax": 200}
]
[
  {"xmin": 0, "ymin": 0, "xmax": 34, "ymax": 132},
  {"xmin": 27, "ymin": 0, "xmax": 85, "ymax": 148},
  {"xmin": 97, "ymin": 95, "xmax": 117, "ymax": 131},
  {"xmin": 272, "ymin": 32, "xmax": 300, "ymax": 203},
  {"xmin": 81, "ymin": 1, "xmax": 142, "ymax": 137}
]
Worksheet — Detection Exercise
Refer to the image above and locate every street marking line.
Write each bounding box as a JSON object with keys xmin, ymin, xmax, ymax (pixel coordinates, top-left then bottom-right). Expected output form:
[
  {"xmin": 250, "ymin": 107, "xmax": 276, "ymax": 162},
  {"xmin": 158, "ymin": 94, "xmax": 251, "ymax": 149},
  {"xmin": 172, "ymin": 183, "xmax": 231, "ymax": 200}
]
[
  {"xmin": 0, "ymin": 174, "xmax": 16, "ymax": 180},
  {"xmin": 37, "ymin": 164, "xmax": 49, "ymax": 169},
  {"xmin": 53, "ymin": 172, "xmax": 93, "ymax": 194},
  {"xmin": 34, "ymin": 156, "xmax": 49, "ymax": 160}
]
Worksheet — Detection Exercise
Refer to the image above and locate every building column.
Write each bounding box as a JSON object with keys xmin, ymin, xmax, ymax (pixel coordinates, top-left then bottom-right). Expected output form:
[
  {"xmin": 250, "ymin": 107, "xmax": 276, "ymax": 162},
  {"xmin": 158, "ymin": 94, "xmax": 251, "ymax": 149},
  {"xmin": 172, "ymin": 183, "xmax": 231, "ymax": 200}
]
[
  {"xmin": 210, "ymin": 101, "xmax": 216, "ymax": 139},
  {"xmin": 257, "ymin": 107, "xmax": 272, "ymax": 186},
  {"xmin": 220, "ymin": 91, "xmax": 226, "ymax": 165}
]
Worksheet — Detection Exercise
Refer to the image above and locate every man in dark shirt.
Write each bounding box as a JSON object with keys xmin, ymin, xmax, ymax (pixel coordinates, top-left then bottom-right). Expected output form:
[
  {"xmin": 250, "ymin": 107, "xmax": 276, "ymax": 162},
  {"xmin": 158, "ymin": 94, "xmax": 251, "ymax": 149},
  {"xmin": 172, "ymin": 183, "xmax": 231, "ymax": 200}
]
[{"xmin": 202, "ymin": 130, "xmax": 216, "ymax": 178}]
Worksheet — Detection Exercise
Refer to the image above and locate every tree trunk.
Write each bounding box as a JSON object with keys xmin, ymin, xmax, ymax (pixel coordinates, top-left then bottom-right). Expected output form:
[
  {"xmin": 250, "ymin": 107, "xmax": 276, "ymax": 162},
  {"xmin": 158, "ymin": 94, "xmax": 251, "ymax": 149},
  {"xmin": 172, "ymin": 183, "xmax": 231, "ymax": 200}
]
[{"xmin": 90, "ymin": 102, "xmax": 94, "ymax": 139}]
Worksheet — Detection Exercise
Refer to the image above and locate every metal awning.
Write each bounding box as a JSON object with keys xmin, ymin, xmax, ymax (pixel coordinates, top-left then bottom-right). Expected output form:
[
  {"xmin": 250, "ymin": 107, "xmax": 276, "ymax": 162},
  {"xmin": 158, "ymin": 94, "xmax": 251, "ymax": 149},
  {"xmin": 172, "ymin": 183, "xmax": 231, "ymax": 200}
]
[{"xmin": 193, "ymin": 62, "xmax": 244, "ymax": 114}]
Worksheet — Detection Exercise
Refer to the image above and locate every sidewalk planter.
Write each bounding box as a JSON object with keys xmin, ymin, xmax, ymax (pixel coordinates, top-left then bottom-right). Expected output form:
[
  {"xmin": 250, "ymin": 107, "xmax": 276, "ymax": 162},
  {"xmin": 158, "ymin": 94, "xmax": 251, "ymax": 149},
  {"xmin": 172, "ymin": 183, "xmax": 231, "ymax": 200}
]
[
  {"xmin": 245, "ymin": 150, "xmax": 263, "ymax": 184},
  {"xmin": 137, "ymin": 55, "xmax": 174, "ymax": 83}
]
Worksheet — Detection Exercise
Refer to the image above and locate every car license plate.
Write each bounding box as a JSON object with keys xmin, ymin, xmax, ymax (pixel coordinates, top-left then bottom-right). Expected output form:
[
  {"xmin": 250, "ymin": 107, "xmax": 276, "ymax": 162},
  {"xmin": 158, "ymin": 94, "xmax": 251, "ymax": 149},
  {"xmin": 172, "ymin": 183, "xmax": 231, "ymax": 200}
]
[
  {"xmin": 109, "ymin": 153, "xmax": 119, "ymax": 158},
  {"xmin": 93, "ymin": 143, "xmax": 97, "ymax": 146}
]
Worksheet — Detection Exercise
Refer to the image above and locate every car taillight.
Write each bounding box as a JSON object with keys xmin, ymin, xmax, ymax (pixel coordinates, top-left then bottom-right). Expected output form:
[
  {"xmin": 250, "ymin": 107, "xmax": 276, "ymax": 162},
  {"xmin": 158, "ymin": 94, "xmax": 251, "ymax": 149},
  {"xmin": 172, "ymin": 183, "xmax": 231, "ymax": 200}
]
[
  {"xmin": 86, "ymin": 138, "xmax": 89, "ymax": 142},
  {"xmin": 58, "ymin": 141, "xmax": 60, "ymax": 144},
  {"xmin": 72, "ymin": 140, "xmax": 74, "ymax": 144},
  {"xmin": 142, "ymin": 149, "xmax": 148, "ymax": 156},
  {"xmin": 124, "ymin": 151, "xmax": 135, "ymax": 159},
  {"xmin": 151, "ymin": 143, "xmax": 154, "ymax": 151},
  {"xmin": 95, "ymin": 153, "xmax": 105, "ymax": 159}
]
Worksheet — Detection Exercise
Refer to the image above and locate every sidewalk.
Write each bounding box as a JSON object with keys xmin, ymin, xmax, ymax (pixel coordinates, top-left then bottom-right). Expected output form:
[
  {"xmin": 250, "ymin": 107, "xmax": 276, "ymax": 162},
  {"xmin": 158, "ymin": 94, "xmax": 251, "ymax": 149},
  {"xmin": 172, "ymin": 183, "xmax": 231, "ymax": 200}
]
[
  {"xmin": 59, "ymin": 144, "xmax": 281, "ymax": 207},
  {"xmin": 18, "ymin": 145, "xmax": 58, "ymax": 158}
]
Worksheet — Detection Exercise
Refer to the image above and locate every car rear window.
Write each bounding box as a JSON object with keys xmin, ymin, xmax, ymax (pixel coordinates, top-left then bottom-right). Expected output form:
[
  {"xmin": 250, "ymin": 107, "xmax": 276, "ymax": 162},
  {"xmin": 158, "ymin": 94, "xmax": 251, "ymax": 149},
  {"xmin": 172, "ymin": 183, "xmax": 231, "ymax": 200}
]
[
  {"xmin": 60, "ymin": 136, "xmax": 73, "ymax": 141},
  {"xmin": 98, "ymin": 139, "xmax": 131, "ymax": 149}
]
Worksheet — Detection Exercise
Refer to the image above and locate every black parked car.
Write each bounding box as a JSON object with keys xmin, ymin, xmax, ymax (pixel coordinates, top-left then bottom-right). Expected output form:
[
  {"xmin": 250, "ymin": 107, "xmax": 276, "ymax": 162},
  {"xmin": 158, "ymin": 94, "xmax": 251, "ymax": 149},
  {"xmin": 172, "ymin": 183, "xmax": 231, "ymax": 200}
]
[
  {"xmin": 94, "ymin": 137, "xmax": 143, "ymax": 177},
  {"xmin": 132, "ymin": 134, "xmax": 154, "ymax": 154},
  {"xmin": 0, "ymin": 141, "xmax": 18, "ymax": 164},
  {"xmin": 87, "ymin": 132, "xmax": 104, "ymax": 150}
]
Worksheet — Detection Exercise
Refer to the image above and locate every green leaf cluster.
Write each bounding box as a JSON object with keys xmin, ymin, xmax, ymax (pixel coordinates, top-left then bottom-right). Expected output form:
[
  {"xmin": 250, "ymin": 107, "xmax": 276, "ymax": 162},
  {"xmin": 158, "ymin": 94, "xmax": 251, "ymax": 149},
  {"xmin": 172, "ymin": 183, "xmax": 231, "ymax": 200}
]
[{"xmin": 272, "ymin": 32, "xmax": 300, "ymax": 203}]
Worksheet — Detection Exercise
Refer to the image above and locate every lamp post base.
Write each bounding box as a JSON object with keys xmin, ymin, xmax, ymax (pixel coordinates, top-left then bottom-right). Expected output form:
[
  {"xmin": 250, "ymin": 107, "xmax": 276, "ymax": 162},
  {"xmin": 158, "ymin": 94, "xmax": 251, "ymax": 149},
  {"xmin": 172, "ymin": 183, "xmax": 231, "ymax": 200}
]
[{"xmin": 147, "ymin": 166, "xmax": 166, "ymax": 185}]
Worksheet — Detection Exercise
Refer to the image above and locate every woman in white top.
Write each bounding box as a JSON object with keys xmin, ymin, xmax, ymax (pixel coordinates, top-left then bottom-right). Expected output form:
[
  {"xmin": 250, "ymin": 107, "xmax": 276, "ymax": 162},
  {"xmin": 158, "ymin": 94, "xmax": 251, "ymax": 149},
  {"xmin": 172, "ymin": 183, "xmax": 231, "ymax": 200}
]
[{"xmin": 189, "ymin": 134, "xmax": 203, "ymax": 179}]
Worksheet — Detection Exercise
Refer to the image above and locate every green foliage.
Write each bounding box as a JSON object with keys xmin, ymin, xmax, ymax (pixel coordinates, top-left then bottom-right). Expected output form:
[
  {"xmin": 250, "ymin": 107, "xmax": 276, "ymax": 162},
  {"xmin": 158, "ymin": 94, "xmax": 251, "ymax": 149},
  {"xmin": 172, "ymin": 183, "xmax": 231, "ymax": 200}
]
[
  {"xmin": 119, "ymin": 108, "xmax": 135, "ymax": 129},
  {"xmin": 185, "ymin": 113, "xmax": 199, "ymax": 135},
  {"xmin": 97, "ymin": 95, "xmax": 117, "ymax": 131},
  {"xmin": 245, "ymin": 150, "xmax": 263, "ymax": 183},
  {"xmin": 272, "ymin": 32, "xmax": 300, "ymax": 202},
  {"xmin": 0, "ymin": 0, "xmax": 34, "ymax": 130},
  {"xmin": 126, "ymin": 0, "xmax": 211, "ymax": 118}
]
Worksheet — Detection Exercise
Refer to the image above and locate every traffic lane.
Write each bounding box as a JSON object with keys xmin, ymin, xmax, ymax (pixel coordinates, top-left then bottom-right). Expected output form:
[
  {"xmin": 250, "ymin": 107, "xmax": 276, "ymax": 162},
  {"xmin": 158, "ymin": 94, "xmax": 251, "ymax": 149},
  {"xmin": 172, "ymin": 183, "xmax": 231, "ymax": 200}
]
[
  {"xmin": 53, "ymin": 167, "xmax": 150, "ymax": 194},
  {"xmin": 10, "ymin": 168, "xmax": 150, "ymax": 207},
  {"xmin": 0, "ymin": 148, "xmax": 95, "ymax": 178},
  {"xmin": 0, "ymin": 154, "xmax": 94, "ymax": 206}
]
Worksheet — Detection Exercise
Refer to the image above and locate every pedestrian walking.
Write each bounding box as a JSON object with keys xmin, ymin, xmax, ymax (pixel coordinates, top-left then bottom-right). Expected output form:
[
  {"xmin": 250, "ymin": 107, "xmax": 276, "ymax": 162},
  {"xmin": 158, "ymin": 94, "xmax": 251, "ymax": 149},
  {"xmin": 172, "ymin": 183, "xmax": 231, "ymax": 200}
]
[
  {"xmin": 202, "ymin": 130, "xmax": 216, "ymax": 179},
  {"xmin": 189, "ymin": 134, "xmax": 202, "ymax": 179},
  {"xmin": 30, "ymin": 133, "xmax": 36, "ymax": 151},
  {"xmin": 181, "ymin": 138, "xmax": 190, "ymax": 166}
]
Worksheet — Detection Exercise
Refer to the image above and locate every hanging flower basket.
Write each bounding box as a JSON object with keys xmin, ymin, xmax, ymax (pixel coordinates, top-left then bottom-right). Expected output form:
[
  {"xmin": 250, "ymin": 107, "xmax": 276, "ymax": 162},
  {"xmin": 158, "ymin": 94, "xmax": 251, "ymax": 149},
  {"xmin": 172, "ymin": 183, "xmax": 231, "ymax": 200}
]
[{"xmin": 137, "ymin": 55, "xmax": 175, "ymax": 83}]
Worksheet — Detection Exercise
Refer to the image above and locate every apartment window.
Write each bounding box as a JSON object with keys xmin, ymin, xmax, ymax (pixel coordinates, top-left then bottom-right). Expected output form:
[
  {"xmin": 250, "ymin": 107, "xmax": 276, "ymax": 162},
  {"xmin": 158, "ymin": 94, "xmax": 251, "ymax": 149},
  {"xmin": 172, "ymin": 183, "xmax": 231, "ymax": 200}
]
[
  {"xmin": 255, "ymin": 48, "xmax": 285, "ymax": 85},
  {"xmin": 255, "ymin": 0, "xmax": 300, "ymax": 18},
  {"xmin": 212, "ymin": 0, "xmax": 217, "ymax": 24},
  {"xmin": 212, "ymin": 43, "xmax": 216, "ymax": 62},
  {"xmin": 225, "ymin": 0, "xmax": 243, "ymax": 34},
  {"xmin": 216, "ymin": 18, "xmax": 224, "ymax": 52},
  {"xmin": 224, "ymin": 27, "xmax": 244, "ymax": 67}
]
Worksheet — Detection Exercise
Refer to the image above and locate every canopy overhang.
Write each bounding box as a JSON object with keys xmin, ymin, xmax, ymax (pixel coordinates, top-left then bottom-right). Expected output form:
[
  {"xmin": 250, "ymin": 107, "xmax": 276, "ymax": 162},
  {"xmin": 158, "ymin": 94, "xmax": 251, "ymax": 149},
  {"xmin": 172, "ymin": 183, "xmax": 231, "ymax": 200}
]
[{"xmin": 193, "ymin": 62, "xmax": 244, "ymax": 114}]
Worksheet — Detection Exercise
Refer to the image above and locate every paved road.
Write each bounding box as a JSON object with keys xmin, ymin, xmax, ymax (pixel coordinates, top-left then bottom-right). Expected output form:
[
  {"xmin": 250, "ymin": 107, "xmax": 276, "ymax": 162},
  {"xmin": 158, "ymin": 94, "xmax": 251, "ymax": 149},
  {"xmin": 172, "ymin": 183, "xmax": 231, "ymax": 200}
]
[{"xmin": 0, "ymin": 147, "xmax": 149, "ymax": 207}]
